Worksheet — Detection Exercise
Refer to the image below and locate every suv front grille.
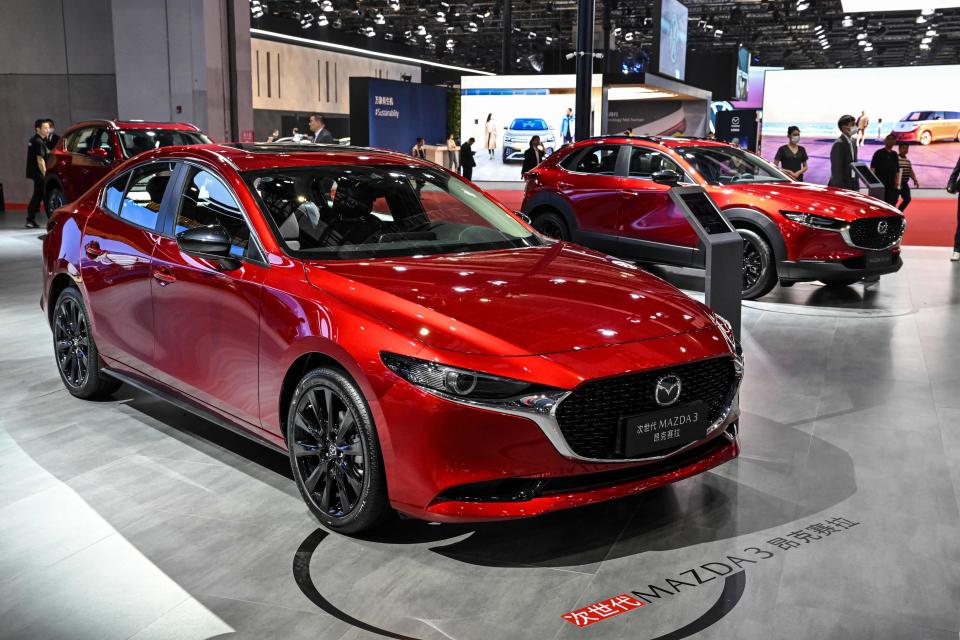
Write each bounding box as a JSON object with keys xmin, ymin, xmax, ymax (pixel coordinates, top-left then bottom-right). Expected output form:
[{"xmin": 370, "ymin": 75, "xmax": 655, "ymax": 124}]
[
  {"xmin": 847, "ymin": 216, "xmax": 904, "ymax": 249},
  {"xmin": 554, "ymin": 357, "xmax": 737, "ymax": 460}
]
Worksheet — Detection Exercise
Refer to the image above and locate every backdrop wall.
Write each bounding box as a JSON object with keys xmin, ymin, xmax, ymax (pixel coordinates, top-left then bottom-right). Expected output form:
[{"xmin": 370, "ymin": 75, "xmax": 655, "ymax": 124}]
[{"xmin": 349, "ymin": 77, "xmax": 447, "ymax": 153}]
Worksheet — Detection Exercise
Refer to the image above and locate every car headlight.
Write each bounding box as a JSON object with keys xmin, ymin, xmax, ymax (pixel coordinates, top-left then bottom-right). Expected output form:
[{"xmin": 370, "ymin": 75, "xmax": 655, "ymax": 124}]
[
  {"xmin": 781, "ymin": 211, "xmax": 845, "ymax": 230},
  {"xmin": 710, "ymin": 312, "xmax": 743, "ymax": 374},
  {"xmin": 381, "ymin": 352, "xmax": 560, "ymax": 403}
]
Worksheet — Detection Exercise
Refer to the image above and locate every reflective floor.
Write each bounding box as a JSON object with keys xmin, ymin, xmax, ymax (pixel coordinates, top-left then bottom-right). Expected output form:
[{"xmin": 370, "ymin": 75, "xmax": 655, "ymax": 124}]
[{"xmin": 2, "ymin": 214, "xmax": 959, "ymax": 640}]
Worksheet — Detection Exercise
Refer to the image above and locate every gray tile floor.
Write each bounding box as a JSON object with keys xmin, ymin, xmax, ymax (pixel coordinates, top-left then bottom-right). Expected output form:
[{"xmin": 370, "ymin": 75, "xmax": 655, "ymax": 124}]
[{"xmin": 1, "ymin": 212, "xmax": 959, "ymax": 640}]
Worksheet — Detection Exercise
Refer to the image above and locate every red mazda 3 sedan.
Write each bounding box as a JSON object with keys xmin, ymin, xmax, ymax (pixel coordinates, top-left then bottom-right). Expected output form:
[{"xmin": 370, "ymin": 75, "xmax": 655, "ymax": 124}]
[
  {"xmin": 42, "ymin": 143, "xmax": 743, "ymax": 533},
  {"xmin": 522, "ymin": 136, "xmax": 905, "ymax": 299}
]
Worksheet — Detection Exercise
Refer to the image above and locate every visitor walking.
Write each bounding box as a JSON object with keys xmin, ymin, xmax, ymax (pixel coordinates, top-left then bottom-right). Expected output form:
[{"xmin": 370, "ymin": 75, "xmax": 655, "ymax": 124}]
[
  {"xmin": 870, "ymin": 134, "xmax": 901, "ymax": 206},
  {"xmin": 24, "ymin": 119, "xmax": 52, "ymax": 229},
  {"xmin": 484, "ymin": 114, "xmax": 497, "ymax": 159},
  {"xmin": 897, "ymin": 143, "xmax": 919, "ymax": 213},
  {"xmin": 828, "ymin": 115, "xmax": 858, "ymax": 190},
  {"xmin": 446, "ymin": 133, "xmax": 459, "ymax": 171}
]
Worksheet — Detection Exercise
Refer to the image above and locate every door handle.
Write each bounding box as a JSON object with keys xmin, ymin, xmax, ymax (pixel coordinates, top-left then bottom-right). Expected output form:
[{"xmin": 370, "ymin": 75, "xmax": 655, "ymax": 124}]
[
  {"xmin": 152, "ymin": 268, "xmax": 176, "ymax": 286},
  {"xmin": 84, "ymin": 241, "xmax": 106, "ymax": 259}
]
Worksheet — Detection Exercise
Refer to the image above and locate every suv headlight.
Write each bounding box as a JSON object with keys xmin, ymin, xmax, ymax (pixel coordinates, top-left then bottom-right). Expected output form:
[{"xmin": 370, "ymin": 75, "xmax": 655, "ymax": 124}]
[
  {"xmin": 381, "ymin": 352, "xmax": 564, "ymax": 408},
  {"xmin": 781, "ymin": 211, "xmax": 845, "ymax": 230}
]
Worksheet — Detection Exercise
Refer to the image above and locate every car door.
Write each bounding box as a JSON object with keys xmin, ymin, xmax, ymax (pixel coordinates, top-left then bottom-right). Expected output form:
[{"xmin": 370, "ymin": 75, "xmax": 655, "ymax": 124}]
[
  {"xmin": 618, "ymin": 146, "xmax": 698, "ymax": 265},
  {"xmin": 150, "ymin": 163, "xmax": 267, "ymax": 427},
  {"xmin": 555, "ymin": 144, "xmax": 623, "ymax": 249},
  {"xmin": 70, "ymin": 127, "xmax": 116, "ymax": 199},
  {"xmin": 80, "ymin": 161, "xmax": 176, "ymax": 372}
]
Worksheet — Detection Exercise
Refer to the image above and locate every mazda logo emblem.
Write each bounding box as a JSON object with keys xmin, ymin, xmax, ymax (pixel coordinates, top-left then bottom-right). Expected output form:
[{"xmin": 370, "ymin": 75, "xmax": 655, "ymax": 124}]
[
  {"xmin": 877, "ymin": 220, "xmax": 889, "ymax": 235},
  {"xmin": 654, "ymin": 375, "xmax": 682, "ymax": 406}
]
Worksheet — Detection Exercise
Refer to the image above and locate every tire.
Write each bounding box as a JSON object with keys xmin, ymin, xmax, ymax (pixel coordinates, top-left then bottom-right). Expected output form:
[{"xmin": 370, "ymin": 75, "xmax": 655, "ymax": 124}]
[
  {"xmin": 738, "ymin": 228, "xmax": 777, "ymax": 300},
  {"xmin": 287, "ymin": 367, "xmax": 390, "ymax": 534},
  {"xmin": 52, "ymin": 287, "xmax": 122, "ymax": 399},
  {"xmin": 45, "ymin": 184, "xmax": 65, "ymax": 214},
  {"xmin": 919, "ymin": 130, "xmax": 932, "ymax": 145},
  {"xmin": 532, "ymin": 210, "xmax": 570, "ymax": 241},
  {"xmin": 820, "ymin": 277, "xmax": 862, "ymax": 287}
]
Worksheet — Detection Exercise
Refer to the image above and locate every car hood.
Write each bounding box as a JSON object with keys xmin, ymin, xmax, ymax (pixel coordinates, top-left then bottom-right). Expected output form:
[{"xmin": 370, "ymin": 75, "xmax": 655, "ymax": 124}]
[
  {"xmin": 720, "ymin": 181, "xmax": 901, "ymax": 222},
  {"xmin": 304, "ymin": 243, "xmax": 716, "ymax": 356}
]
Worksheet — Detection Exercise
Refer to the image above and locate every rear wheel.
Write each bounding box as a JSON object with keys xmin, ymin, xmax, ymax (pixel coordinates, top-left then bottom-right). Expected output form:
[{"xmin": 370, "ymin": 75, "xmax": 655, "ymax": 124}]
[
  {"xmin": 738, "ymin": 228, "xmax": 777, "ymax": 300},
  {"xmin": 287, "ymin": 367, "xmax": 390, "ymax": 534},
  {"xmin": 532, "ymin": 211, "xmax": 570, "ymax": 241},
  {"xmin": 53, "ymin": 287, "xmax": 122, "ymax": 399},
  {"xmin": 45, "ymin": 185, "xmax": 65, "ymax": 214},
  {"xmin": 919, "ymin": 130, "xmax": 932, "ymax": 145}
]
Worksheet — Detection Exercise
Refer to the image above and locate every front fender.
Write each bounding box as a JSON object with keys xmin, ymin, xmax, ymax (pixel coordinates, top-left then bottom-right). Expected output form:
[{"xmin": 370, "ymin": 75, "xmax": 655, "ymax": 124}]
[{"xmin": 723, "ymin": 207, "xmax": 787, "ymax": 263}]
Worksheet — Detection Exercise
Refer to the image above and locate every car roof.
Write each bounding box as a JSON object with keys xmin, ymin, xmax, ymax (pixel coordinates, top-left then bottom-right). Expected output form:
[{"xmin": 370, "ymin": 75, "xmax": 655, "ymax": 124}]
[
  {"xmin": 66, "ymin": 120, "xmax": 203, "ymax": 132},
  {"xmin": 565, "ymin": 136, "xmax": 733, "ymax": 151},
  {"xmin": 135, "ymin": 143, "xmax": 432, "ymax": 173}
]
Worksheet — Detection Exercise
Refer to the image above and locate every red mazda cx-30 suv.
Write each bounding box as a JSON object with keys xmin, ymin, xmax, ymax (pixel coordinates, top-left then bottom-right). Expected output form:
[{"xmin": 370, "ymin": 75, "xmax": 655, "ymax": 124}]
[
  {"xmin": 521, "ymin": 136, "xmax": 906, "ymax": 299},
  {"xmin": 42, "ymin": 143, "xmax": 743, "ymax": 533},
  {"xmin": 44, "ymin": 119, "xmax": 210, "ymax": 213}
]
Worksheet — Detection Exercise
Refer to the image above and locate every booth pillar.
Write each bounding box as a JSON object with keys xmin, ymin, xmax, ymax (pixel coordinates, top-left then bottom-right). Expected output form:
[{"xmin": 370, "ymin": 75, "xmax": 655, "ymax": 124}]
[{"xmin": 574, "ymin": 0, "xmax": 595, "ymax": 141}]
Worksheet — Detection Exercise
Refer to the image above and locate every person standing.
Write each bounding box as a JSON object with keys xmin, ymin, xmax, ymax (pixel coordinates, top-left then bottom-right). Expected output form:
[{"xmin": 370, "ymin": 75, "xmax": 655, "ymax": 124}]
[
  {"xmin": 560, "ymin": 108, "xmax": 575, "ymax": 145},
  {"xmin": 521, "ymin": 136, "xmax": 543, "ymax": 175},
  {"xmin": 948, "ymin": 154, "xmax": 960, "ymax": 261},
  {"xmin": 483, "ymin": 114, "xmax": 497, "ymax": 160},
  {"xmin": 897, "ymin": 143, "xmax": 919, "ymax": 213},
  {"xmin": 774, "ymin": 126, "xmax": 809, "ymax": 181},
  {"xmin": 44, "ymin": 118, "xmax": 60, "ymax": 149},
  {"xmin": 856, "ymin": 110, "xmax": 869, "ymax": 147},
  {"xmin": 445, "ymin": 133, "xmax": 459, "ymax": 171},
  {"xmin": 459, "ymin": 137, "xmax": 477, "ymax": 181},
  {"xmin": 24, "ymin": 119, "xmax": 52, "ymax": 229},
  {"xmin": 308, "ymin": 114, "xmax": 334, "ymax": 144},
  {"xmin": 828, "ymin": 115, "xmax": 859, "ymax": 190},
  {"xmin": 411, "ymin": 137, "xmax": 426, "ymax": 159},
  {"xmin": 870, "ymin": 134, "xmax": 901, "ymax": 206}
]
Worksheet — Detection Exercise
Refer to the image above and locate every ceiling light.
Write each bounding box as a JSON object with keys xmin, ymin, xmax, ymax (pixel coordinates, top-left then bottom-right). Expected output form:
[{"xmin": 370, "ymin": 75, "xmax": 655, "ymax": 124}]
[
  {"xmin": 545, "ymin": 35, "xmax": 553, "ymax": 44},
  {"xmin": 864, "ymin": 44, "xmax": 873, "ymax": 51},
  {"xmin": 842, "ymin": 15, "xmax": 853, "ymax": 27},
  {"xmin": 389, "ymin": 0, "xmax": 400, "ymax": 10},
  {"xmin": 613, "ymin": 27, "xmax": 622, "ymax": 36},
  {"xmin": 921, "ymin": 36, "xmax": 932, "ymax": 43},
  {"xmin": 300, "ymin": 12, "xmax": 314, "ymax": 28},
  {"xmin": 374, "ymin": 12, "xmax": 385, "ymax": 24},
  {"xmin": 921, "ymin": 7, "xmax": 934, "ymax": 15},
  {"xmin": 814, "ymin": 24, "xmax": 824, "ymax": 31},
  {"xmin": 822, "ymin": 43, "xmax": 831, "ymax": 49},
  {"xmin": 416, "ymin": 24, "xmax": 426, "ymax": 35},
  {"xmin": 363, "ymin": 26, "xmax": 376, "ymax": 37},
  {"xmin": 796, "ymin": 2, "xmax": 810, "ymax": 10},
  {"xmin": 624, "ymin": 32, "xmax": 634, "ymax": 41},
  {"xmin": 317, "ymin": 14, "xmax": 328, "ymax": 26},
  {"xmin": 250, "ymin": 0, "xmax": 264, "ymax": 18},
  {"xmin": 856, "ymin": 32, "xmax": 867, "ymax": 40},
  {"xmin": 916, "ymin": 15, "xmax": 926, "ymax": 23},
  {"xmin": 320, "ymin": 0, "xmax": 333, "ymax": 12},
  {"xmin": 435, "ymin": 11, "xmax": 446, "ymax": 22},
  {"xmin": 467, "ymin": 21, "xmax": 478, "ymax": 32},
  {"xmin": 715, "ymin": 29, "xmax": 724, "ymax": 37},
  {"xmin": 926, "ymin": 29, "xmax": 938, "ymax": 36},
  {"xmin": 920, "ymin": 42, "xmax": 930, "ymax": 49},
  {"xmin": 528, "ymin": 31, "xmax": 536, "ymax": 39}
]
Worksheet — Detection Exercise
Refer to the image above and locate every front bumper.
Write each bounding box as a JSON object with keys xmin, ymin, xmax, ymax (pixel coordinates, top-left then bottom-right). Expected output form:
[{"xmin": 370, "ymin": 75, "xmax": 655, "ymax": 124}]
[
  {"xmin": 780, "ymin": 251, "xmax": 903, "ymax": 281},
  {"xmin": 377, "ymin": 333, "xmax": 741, "ymax": 522},
  {"xmin": 892, "ymin": 130, "xmax": 918, "ymax": 142}
]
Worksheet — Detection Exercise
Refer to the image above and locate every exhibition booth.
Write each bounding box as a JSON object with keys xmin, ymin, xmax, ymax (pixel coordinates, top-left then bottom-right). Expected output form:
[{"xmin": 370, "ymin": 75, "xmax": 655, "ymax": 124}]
[{"xmin": 2, "ymin": 0, "xmax": 960, "ymax": 638}]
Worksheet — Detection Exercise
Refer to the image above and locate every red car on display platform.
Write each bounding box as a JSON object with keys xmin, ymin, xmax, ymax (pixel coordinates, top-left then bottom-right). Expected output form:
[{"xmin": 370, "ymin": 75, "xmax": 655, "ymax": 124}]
[
  {"xmin": 521, "ymin": 136, "xmax": 906, "ymax": 299},
  {"xmin": 43, "ymin": 119, "xmax": 211, "ymax": 213},
  {"xmin": 41, "ymin": 143, "xmax": 743, "ymax": 534}
]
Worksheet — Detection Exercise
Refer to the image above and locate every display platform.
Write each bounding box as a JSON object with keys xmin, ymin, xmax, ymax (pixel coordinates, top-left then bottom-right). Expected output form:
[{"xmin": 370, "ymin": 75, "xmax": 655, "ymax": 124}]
[{"xmin": 1, "ymin": 214, "xmax": 959, "ymax": 640}]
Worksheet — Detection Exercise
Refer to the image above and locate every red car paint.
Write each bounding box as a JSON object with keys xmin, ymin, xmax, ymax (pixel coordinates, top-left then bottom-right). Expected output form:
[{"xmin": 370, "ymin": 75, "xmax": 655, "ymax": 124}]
[
  {"xmin": 44, "ymin": 119, "xmax": 210, "ymax": 211},
  {"xmin": 42, "ymin": 143, "xmax": 742, "ymax": 523},
  {"xmin": 521, "ymin": 137, "xmax": 905, "ymax": 296}
]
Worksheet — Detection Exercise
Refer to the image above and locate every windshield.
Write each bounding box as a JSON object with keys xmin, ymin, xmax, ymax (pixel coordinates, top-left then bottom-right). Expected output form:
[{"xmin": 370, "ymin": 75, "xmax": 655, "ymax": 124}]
[
  {"xmin": 902, "ymin": 111, "xmax": 933, "ymax": 122},
  {"xmin": 118, "ymin": 129, "xmax": 212, "ymax": 158},
  {"xmin": 509, "ymin": 119, "xmax": 548, "ymax": 131},
  {"xmin": 244, "ymin": 165, "xmax": 542, "ymax": 259},
  {"xmin": 678, "ymin": 146, "xmax": 789, "ymax": 185}
]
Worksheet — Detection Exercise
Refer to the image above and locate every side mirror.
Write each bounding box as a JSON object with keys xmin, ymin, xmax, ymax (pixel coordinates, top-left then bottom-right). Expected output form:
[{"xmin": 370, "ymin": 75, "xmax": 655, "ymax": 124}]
[
  {"xmin": 177, "ymin": 225, "xmax": 233, "ymax": 257},
  {"xmin": 652, "ymin": 169, "xmax": 681, "ymax": 186},
  {"xmin": 87, "ymin": 147, "xmax": 111, "ymax": 160}
]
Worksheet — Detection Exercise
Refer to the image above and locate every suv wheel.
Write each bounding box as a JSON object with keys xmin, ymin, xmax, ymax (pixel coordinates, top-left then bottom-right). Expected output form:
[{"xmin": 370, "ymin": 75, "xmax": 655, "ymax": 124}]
[
  {"xmin": 287, "ymin": 367, "xmax": 390, "ymax": 534},
  {"xmin": 919, "ymin": 130, "xmax": 932, "ymax": 145},
  {"xmin": 53, "ymin": 287, "xmax": 122, "ymax": 399},
  {"xmin": 46, "ymin": 185, "xmax": 65, "ymax": 214},
  {"xmin": 739, "ymin": 228, "xmax": 777, "ymax": 300},
  {"xmin": 532, "ymin": 211, "xmax": 570, "ymax": 241}
]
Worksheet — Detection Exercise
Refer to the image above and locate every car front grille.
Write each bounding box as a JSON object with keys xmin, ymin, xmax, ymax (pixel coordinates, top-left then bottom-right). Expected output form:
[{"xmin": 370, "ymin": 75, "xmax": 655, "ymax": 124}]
[
  {"xmin": 554, "ymin": 357, "xmax": 737, "ymax": 460},
  {"xmin": 847, "ymin": 216, "xmax": 904, "ymax": 249}
]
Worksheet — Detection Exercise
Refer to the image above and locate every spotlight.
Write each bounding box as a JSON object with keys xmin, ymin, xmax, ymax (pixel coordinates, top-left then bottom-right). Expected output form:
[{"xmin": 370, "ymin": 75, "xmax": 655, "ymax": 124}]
[
  {"xmin": 528, "ymin": 31, "xmax": 536, "ymax": 39},
  {"xmin": 384, "ymin": 32, "xmax": 394, "ymax": 40},
  {"xmin": 250, "ymin": 0, "xmax": 264, "ymax": 18},
  {"xmin": 916, "ymin": 15, "xmax": 926, "ymax": 23},
  {"xmin": 388, "ymin": 0, "xmax": 400, "ymax": 10},
  {"xmin": 864, "ymin": 44, "xmax": 873, "ymax": 51},
  {"xmin": 466, "ymin": 21, "xmax": 478, "ymax": 32},
  {"xmin": 416, "ymin": 24, "xmax": 426, "ymax": 35},
  {"xmin": 545, "ymin": 35, "xmax": 553, "ymax": 45},
  {"xmin": 435, "ymin": 11, "xmax": 446, "ymax": 22},
  {"xmin": 842, "ymin": 15, "xmax": 853, "ymax": 27},
  {"xmin": 921, "ymin": 36, "xmax": 932, "ymax": 43},
  {"xmin": 920, "ymin": 42, "xmax": 930, "ymax": 49},
  {"xmin": 446, "ymin": 38, "xmax": 455, "ymax": 50},
  {"xmin": 796, "ymin": 2, "xmax": 809, "ymax": 11},
  {"xmin": 921, "ymin": 7, "xmax": 934, "ymax": 15},
  {"xmin": 317, "ymin": 14, "xmax": 328, "ymax": 26},
  {"xmin": 624, "ymin": 31, "xmax": 634, "ymax": 41},
  {"xmin": 320, "ymin": 0, "xmax": 333, "ymax": 12},
  {"xmin": 714, "ymin": 29, "xmax": 723, "ymax": 38},
  {"xmin": 300, "ymin": 12, "xmax": 314, "ymax": 28},
  {"xmin": 374, "ymin": 12, "xmax": 385, "ymax": 25},
  {"xmin": 856, "ymin": 32, "xmax": 867, "ymax": 40},
  {"xmin": 926, "ymin": 29, "xmax": 938, "ymax": 36},
  {"xmin": 613, "ymin": 27, "xmax": 622, "ymax": 37},
  {"xmin": 363, "ymin": 26, "xmax": 376, "ymax": 37}
]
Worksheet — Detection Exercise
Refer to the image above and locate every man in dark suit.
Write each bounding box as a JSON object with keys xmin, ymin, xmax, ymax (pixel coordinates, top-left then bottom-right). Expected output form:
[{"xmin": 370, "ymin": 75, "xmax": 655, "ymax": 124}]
[
  {"xmin": 521, "ymin": 136, "xmax": 542, "ymax": 175},
  {"xmin": 828, "ymin": 114, "xmax": 859, "ymax": 190},
  {"xmin": 948, "ymin": 153, "xmax": 960, "ymax": 261},
  {"xmin": 460, "ymin": 137, "xmax": 476, "ymax": 181},
  {"xmin": 308, "ymin": 114, "xmax": 335, "ymax": 144}
]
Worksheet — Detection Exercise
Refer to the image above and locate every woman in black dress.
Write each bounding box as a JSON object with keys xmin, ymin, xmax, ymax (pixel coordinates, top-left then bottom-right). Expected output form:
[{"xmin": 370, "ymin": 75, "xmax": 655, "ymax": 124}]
[{"xmin": 774, "ymin": 126, "xmax": 809, "ymax": 182}]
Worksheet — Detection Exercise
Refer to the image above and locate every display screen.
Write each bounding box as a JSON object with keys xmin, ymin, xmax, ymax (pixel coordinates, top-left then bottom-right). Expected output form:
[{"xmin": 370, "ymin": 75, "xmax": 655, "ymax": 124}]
[
  {"xmin": 760, "ymin": 65, "xmax": 960, "ymax": 186},
  {"xmin": 734, "ymin": 47, "xmax": 750, "ymax": 102},
  {"xmin": 851, "ymin": 162, "xmax": 883, "ymax": 188},
  {"xmin": 678, "ymin": 191, "xmax": 735, "ymax": 236},
  {"xmin": 656, "ymin": 0, "xmax": 688, "ymax": 81}
]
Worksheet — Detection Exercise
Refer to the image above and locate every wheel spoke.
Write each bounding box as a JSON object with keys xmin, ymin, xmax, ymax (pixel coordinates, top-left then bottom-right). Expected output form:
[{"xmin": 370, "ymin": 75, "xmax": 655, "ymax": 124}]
[
  {"xmin": 339, "ymin": 440, "xmax": 363, "ymax": 457},
  {"xmin": 319, "ymin": 465, "xmax": 334, "ymax": 512},
  {"xmin": 304, "ymin": 460, "xmax": 327, "ymax": 492},
  {"xmin": 334, "ymin": 410, "xmax": 355, "ymax": 444},
  {"xmin": 308, "ymin": 389, "xmax": 325, "ymax": 435},
  {"xmin": 342, "ymin": 464, "xmax": 363, "ymax": 495},
  {"xmin": 294, "ymin": 440, "xmax": 321, "ymax": 458},
  {"xmin": 294, "ymin": 413, "xmax": 323, "ymax": 441},
  {"xmin": 334, "ymin": 470, "xmax": 353, "ymax": 509},
  {"xmin": 322, "ymin": 388, "xmax": 335, "ymax": 438},
  {"xmin": 55, "ymin": 340, "xmax": 71, "ymax": 353}
]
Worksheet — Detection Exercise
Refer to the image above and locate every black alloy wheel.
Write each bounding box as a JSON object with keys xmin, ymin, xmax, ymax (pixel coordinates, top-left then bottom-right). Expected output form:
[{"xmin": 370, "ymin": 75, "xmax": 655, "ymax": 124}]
[
  {"xmin": 532, "ymin": 211, "xmax": 570, "ymax": 241},
  {"xmin": 287, "ymin": 368, "xmax": 389, "ymax": 533},
  {"xmin": 738, "ymin": 228, "xmax": 777, "ymax": 300},
  {"xmin": 53, "ymin": 287, "xmax": 122, "ymax": 399},
  {"xmin": 46, "ymin": 186, "xmax": 65, "ymax": 214}
]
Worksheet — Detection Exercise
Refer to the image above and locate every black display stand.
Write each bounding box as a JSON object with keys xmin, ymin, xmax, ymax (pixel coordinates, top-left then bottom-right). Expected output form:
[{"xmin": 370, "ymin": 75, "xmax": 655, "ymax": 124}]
[
  {"xmin": 667, "ymin": 186, "xmax": 743, "ymax": 340},
  {"xmin": 851, "ymin": 161, "xmax": 886, "ymax": 200}
]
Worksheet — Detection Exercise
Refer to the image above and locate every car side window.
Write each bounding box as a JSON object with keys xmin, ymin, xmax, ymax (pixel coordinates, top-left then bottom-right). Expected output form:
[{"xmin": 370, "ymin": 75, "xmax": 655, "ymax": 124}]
[
  {"xmin": 933, "ymin": 112, "xmax": 945, "ymax": 120},
  {"xmin": 103, "ymin": 173, "xmax": 129, "ymax": 215},
  {"xmin": 68, "ymin": 128, "xmax": 95, "ymax": 154},
  {"xmin": 627, "ymin": 147, "xmax": 683, "ymax": 179},
  {"xmin": 176, "ymin": 167, "xmax": 256, "ymax": 259},
  {"xmin": 561, "ymin": 145, "xmax": 619, "ymax": 175},
  {"xmin": 118, "ymin": 163, "xmax": 175, "ymax": 230}
]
